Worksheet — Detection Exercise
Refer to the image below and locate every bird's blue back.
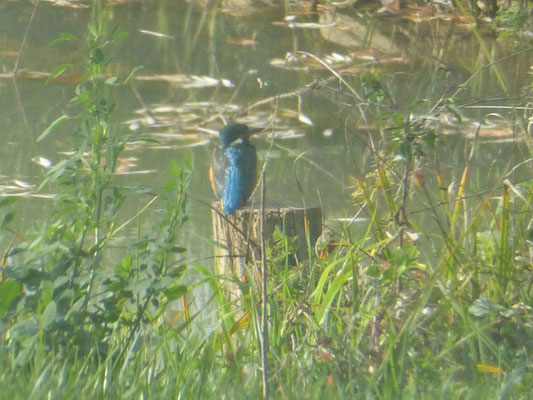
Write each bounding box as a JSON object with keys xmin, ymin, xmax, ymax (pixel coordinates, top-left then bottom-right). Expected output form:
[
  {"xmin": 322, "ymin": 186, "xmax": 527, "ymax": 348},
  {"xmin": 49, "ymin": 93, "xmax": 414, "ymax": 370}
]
[{"xmin": 222, "ymin": 140, "xmax": 257, "ymax": 215}]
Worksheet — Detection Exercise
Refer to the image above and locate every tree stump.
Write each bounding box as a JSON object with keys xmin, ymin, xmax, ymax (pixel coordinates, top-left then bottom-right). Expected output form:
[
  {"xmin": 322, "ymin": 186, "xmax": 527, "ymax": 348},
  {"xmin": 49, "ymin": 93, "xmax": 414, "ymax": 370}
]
[{"xmin": 212, "ymin": 203, "xmax": 322, "ymax": 303}]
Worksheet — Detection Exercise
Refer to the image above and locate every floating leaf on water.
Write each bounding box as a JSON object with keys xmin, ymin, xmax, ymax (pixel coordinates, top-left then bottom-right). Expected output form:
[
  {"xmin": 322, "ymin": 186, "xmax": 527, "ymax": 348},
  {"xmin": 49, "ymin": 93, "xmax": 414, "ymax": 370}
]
[
  {"xmin": 463, "ymin": 127, "xmax": 513, "ymax": 138},
  {"xmin": 269, "ymin": 58, "xmax": 308, "ymax": 71},
  {"xmin": 272, "ymin": 20, "xmax": 336, "ymax": 29},
  {"xmin": 116, "ymin": 170, "xmax": 156, "ymax": 175},
  {"xmin": 40, "ymin": 0, "xmax": 89, "ymax": 8},
  {"xmin": 219, "ymin": 79, "xmax": 234, "ymax": 88},
  {"xmin": 185, "ymin": 102, "xmax": 241, "ymax": 112},
  {"xmin": 328, "ymin": 53, "xmax": 352, "ymax": 63},
  {"xmin": 350, "ymin": 49, "xmax": 378, "ymax": 61},
  {"xmin": 138, "ymin": 29, "xmax": 174, "ymax": 39},
  {"xmin": 32, "ymin": 156, "xmax": 52, "ymax": 168},
  {"xmin": 0, "ymin": 185, "xmax": 22, "ymax": 191},
  {"xmin": 226, "ymin": 32, "xmax": 257, "ymax": 47},
  {"xmin": 183, "ymin": 75, "xmax": 235, "ymax": 89},
  {"xmin": 115, "ymin": 157, "xmax": 138, "ymax": 174},
  {"xmin": 3, "ymin": 191, "xmax": 37, "ymax": 198},
  {"xmin": 150, "ymin": 106, "xmax": 181, "ymax": 113},
  {"xmin": 1, "ymin": 50, "xmax": 19, "ymax": 57},
  {"xmin": 128, "ymin": 121, "xmax": 141, "ymax": 131},
  {"xmin": 298, "ymin": 113, "xmax": 313, "ymax": 126},
  {"xmin": 30, "ymin": 194, "xmax": 56, "ymax": 199},
  {"xmin": 134, "ymin": 74, "xmax": 234, "ymax": 88},
  {"xmin": 379, "ymin": 0, "xmax": 400, "ymax": 14},
  {"xmin": 270, "ymin": 51, "xmax": 351, "ymax": 70},
  {"xmin": 272, "ymin": 130, "xmax": 306, "ymax": 140},
  {"xmin": 13, "ymin": 179, "xmax": 34, "ymax": 188},
  {"xmin": 332, "ymin": 217, "xmax": 368, "ymax": 223}
]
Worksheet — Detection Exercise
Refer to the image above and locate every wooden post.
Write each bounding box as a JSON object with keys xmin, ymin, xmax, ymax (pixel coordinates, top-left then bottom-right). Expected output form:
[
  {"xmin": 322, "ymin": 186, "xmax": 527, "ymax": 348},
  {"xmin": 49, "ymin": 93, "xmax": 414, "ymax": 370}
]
[{"xmin": 212, "ymin": 203, "xmax": 322, "ymax": 303}]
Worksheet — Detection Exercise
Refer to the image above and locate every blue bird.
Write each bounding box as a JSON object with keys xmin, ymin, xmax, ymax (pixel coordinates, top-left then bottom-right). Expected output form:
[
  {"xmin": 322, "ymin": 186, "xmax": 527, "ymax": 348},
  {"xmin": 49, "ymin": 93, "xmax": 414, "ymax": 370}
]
[{"xmin": 210, "ymin": 123, "xmax": 261, "ymax": 215}]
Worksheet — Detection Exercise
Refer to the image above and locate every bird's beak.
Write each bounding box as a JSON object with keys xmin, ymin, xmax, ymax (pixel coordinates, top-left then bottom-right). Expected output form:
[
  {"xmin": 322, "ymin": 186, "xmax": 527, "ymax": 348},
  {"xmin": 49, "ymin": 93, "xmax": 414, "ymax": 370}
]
[{"xmin": 247, "ymin": 127, "xmax": 264, "ymax": 135}]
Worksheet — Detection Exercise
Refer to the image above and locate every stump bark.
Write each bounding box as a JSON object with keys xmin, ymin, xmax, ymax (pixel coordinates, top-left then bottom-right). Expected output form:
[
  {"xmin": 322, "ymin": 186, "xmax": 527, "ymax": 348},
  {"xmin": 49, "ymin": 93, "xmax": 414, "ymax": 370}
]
[{"xmin": 212, "ymin": 202, "xmax": 322, "ymax": 302}]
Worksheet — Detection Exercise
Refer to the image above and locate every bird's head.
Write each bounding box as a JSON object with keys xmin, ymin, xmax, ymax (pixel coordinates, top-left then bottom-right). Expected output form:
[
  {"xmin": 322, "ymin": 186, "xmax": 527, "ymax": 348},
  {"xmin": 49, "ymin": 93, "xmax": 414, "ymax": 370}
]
[{"xmin": 219, "ymin": 123, "xmax": 262, "ymax": 149}]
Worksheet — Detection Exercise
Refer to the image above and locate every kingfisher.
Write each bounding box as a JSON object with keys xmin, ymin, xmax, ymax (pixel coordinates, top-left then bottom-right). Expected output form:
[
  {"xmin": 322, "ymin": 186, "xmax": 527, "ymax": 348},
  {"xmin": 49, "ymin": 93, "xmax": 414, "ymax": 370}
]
[{"xmin": 210, "ymin": 123, "xmax": 262, "ymax": 215}]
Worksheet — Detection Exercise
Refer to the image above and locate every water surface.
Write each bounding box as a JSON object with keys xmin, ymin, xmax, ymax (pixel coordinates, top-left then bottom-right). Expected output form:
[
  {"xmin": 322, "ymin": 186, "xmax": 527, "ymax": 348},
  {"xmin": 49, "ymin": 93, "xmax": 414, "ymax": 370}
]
[{"xmin": 0, "ymin": 1, "xmax": 531, "ymax": 268}]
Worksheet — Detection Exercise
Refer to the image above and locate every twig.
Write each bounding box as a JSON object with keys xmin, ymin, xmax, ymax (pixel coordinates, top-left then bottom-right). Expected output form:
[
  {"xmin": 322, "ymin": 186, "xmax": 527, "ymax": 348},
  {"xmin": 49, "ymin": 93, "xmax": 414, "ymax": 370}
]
[
  {"xmin": 258, "ymin": 99, "xmax": 281, "ymax": 400},
  {"xmin": 260, "ymin": 155, "xmax": 269, "ymax": 399},
  {"xmin": 257, "ymin": 57, "xmax": 286, "ymax": 400},
  {"xmin": 11, "ymin": 1, "xmax": 40, "ymax": 157},
  {"xmin": 13, "ymin": 0, "xmax": 39, "ymax": 76}
]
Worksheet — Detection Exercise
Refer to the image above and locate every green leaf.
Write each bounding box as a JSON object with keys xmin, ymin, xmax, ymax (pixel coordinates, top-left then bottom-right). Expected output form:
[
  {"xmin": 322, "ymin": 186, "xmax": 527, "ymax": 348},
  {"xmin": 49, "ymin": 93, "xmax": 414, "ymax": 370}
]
[
  {"xmin": 115, "ymin": 254, "xmax": 132, "ymax": 277},
  {"xmin": 46, "ymin": 63, "xmax": 72, "ymax": 84},
  {"xmin": 316, "ymin": 262, "xmax": 353, "ymax": 325},
  {"xmin": 122, "ymin": 184, "xmax": 153, "ymax": 194},
  {"xmin": 40, "ymin": 301, "xmax": 57, "ymax": 329},
  {"xmin": 311, "ymin": 257, "xmax": 344, "ymax": 305},
  {"xmin": 124, "ymin": 65, "xmax": 143, "ymax": 85},
  {"xmin": 168, "ymin": 264, "xmax": 187, "ymax": 278},
  {"xmin": 136, "ymin": 137, "xmax": 160, "ymax": 144},
  {"xmin": 392, "ymin": 112, "xmax": 404, "ymax": 127},
  {"xmin": 108, "ymin": 24, "xmax": 121, "ymax": 40},
  {"xmin": 380, "ymin": 267, "xmax": 394, "ymax": 285},
  {"xmin": 49, "ymin": 32, "xmax": 77, "ymax": 46},
  {"xmin": 0, "ymin": 197, "xmax": 17, "ymax": 208},
  {"xmin": 153, "ymin": 277, "xmax": 174, "ymax": 291},
  {"xmin": 1, "ymin": 211, "xmax": 15, "ymax": 227},
  {"xmin": 14, "ymin": 336, "xmax": 38, "ymax": 365},
  {"xmin": 444, "ymin": 97, "xmax": 463, "ymax": 123},
  {"xmin": 107, "ymin": 24, "xmax": 128, "ymax": 43},
  {"xmin": 105, "ymin": 76, "xmax": 119, "ymax": 85},
  {"xmin": 11, "ymin": 319, "xmax": 39, "ymax": 340},
  {"xmin": 37, "ymin": 115, "xmax": 70, "ymax": 142},
  {"xmin": 128, "ymin": 278, "xmax": 156, "ymax": 294},
  {"xmin": 114, "ymin": 32, "xmax": 129, "ymax": 42},
  {"xmin": 65, "ymin": 297, "xmax": 85, "ymax": 320},
  {"xmin": 468, "ymin": 298, "xmax": 495, "ymax": 317},
  {"xmin": 165, "ymin": 284, "xmax": 187, "ymax": 300},
  {"xmin": 0, "ymin": 280, "xmax": 21, "ymax": 318},
  {"xmin": 40, "ymin": 283, "xmax": 54, "ymax": 304},
  {"xmin": 93, "ymin": 48, "xmax": 104, "ymax": 64},
  {"xmin": 367, "ymin": 265, "xmax": 380, "ymax": 278},
  {"xmin": 163, "ymin": 160, "xmax": 182, "ymax": 194},
  {"xmin": 87, "ymin": 22, "xmax": 98, "ymax": 38}
]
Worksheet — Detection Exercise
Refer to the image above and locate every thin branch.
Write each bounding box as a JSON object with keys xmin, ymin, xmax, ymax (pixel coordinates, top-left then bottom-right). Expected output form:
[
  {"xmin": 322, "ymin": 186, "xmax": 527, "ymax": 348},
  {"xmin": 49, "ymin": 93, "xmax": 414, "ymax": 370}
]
[{"xmin": 13, "ymin": 0, "xmax": 39, "ymax": 76}]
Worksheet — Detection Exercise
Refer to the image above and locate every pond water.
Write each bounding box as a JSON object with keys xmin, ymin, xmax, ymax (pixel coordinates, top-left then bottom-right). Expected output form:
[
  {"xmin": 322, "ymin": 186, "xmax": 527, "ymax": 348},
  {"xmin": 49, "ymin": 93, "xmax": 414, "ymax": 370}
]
[{"xmin": 0, "ymin": 1, "xmax": 531, "ymax": 270}]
